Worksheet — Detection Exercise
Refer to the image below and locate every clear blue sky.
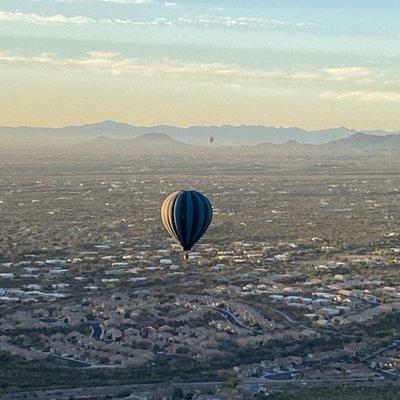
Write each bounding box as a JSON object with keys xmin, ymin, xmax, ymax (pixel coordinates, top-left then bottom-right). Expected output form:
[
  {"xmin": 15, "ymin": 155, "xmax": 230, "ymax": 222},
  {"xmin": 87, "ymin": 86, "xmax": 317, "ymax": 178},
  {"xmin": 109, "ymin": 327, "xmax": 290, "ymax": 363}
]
[{"xmin": 1, "ymin": 0, "xmax": 399, "ymax": 130}]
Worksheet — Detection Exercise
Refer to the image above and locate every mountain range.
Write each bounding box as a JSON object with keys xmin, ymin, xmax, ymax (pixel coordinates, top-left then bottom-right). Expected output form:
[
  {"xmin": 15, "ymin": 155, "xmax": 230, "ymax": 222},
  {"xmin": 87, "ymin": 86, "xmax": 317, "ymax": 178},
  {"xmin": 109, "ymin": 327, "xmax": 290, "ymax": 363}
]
[
  {"xmin": 62, "ymin": 131, "xmax": 400, "ymax": 156},
  {"xmin": 1, "ymin": 120, "xmax": 399, "ymax": 147}
]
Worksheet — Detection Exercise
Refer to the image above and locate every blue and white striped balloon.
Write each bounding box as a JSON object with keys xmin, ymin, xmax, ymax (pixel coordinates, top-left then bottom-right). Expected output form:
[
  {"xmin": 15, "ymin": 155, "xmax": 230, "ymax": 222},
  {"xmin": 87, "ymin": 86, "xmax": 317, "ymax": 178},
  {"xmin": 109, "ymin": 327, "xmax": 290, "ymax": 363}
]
[{"xmin": 161, "ymin": 190, "xmax": 213, "ymax": 252}]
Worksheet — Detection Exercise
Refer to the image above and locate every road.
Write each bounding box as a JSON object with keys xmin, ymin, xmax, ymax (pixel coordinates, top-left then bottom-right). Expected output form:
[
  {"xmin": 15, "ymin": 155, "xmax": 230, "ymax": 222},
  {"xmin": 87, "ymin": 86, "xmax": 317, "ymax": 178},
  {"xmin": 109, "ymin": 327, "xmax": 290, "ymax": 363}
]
[
  {"xmin": 215, "ymin": 304, "xmax": 305, "ymax": 333},
  {"xmin": 263, "ymin": 304, "xmax": 297, "ymax": 324},
  {"xmin": 361, "ymin": 340, "xmax": 400, "ymax": 362},
  {"xmin": 0, "ymin": 382, "xmax": 222, "ymax": 400},
  {"xmin": 16, "ymin": 346, "xmax": 91, "ymax": 368},
  {"xmin": 29, "ymin": 347, "xmax": 92, "ymax": 368},
  {"xmin": 246, "ymin": 376, "xmax": 386, "ymax": 384},
  {"xmin": 359, "ymin": 340, "xmax": 400, "ymax": 381},
  {"xmin": 214, "ymin": 307, "xmax": 263, "ymax": 334},
  {"xmin": 2, "ymin": 376, "xmax": 399, "ymax": 400}
]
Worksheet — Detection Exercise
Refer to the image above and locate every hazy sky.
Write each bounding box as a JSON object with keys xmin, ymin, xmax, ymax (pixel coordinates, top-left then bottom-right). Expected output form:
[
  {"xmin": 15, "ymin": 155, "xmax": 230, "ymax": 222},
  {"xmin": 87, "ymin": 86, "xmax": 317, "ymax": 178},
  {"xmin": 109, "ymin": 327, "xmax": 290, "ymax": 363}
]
[{"xmin": 1, "ymin": 0, "xmax": 399, "ymax": 130}]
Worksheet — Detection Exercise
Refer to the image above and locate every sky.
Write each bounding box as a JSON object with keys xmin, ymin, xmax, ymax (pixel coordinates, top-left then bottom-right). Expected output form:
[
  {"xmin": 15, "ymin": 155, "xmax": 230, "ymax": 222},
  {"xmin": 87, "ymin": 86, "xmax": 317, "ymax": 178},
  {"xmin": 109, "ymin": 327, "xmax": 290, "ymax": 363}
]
[{"xmin": 0, "ymin": 0, "xmax": 399, "ymax": 130}]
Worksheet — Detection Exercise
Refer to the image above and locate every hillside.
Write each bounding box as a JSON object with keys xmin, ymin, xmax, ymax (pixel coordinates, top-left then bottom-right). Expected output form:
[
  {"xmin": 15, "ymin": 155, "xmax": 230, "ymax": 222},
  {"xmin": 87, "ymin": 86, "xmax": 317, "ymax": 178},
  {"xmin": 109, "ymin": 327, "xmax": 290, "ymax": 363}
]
[
  {"xmin": 322, "ymin": 132, "xmax": 400, "ymax": 151},
  {"xmin": 69, "ymin": 132, "xmax": 206, "ymax": 155}
]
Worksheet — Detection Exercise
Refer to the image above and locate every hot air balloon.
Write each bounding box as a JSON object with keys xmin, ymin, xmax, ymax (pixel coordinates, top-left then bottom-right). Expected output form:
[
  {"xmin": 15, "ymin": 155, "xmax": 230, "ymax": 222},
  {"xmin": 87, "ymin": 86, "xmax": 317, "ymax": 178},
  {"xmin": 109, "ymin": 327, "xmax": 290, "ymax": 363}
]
[
  {"xmin": 161, "ymin": 190, "xmax": 212, "ymax": 258},
  {"xmin": 208, "ymin": 136, "xmax": 215, "ymax": 144}
]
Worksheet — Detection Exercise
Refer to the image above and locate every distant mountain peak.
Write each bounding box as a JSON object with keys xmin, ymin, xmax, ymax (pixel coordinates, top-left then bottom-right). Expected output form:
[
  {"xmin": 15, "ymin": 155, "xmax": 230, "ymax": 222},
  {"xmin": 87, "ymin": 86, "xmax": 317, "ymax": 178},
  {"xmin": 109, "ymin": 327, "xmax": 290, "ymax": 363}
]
[
  {"xmin": 92, "ymin": 135, "xmax": 111, "ymax": 141},
  {"xmin": 97, "ymin": 120, "xmax": 132, "ymax": 126},
  {"xmin": 133, "ymin": 132, "xmax": 187, "ymax": 145},
  {"xmin": 281, "ymin": 139, "xmax": 302, "ymax": 146},
  {"xmin": 71, "ymin": 131, "xmax": 196, "ymax": 155},
  {"xmin": 136, "ymin": 132, "xmax": 173, "ymax": 140},
  {"xmin": 352, "ymin": 131, "xmax": 368, "ymax": 137}
]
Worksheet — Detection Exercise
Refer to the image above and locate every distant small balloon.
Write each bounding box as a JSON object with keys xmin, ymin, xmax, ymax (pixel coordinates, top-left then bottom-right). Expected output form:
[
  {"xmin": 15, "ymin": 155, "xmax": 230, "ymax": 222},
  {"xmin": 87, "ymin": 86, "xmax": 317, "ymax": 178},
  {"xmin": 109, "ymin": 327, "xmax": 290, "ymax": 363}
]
[{"xmin": 208, "ymin": 136, "xmax": 215, "ymax": 144}]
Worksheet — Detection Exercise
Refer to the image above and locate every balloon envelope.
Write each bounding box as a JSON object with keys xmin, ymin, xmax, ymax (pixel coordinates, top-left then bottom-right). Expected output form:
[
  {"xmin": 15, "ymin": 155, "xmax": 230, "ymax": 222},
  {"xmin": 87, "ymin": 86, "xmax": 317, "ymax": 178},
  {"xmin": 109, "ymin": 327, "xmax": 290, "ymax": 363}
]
[
  {"xmin": 208, "ymin": 136, "xmax": 215, "ymax": 144},
  {"xmin": 161, "ymin": 190, "xmax": 213, "ymax": 251}
]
